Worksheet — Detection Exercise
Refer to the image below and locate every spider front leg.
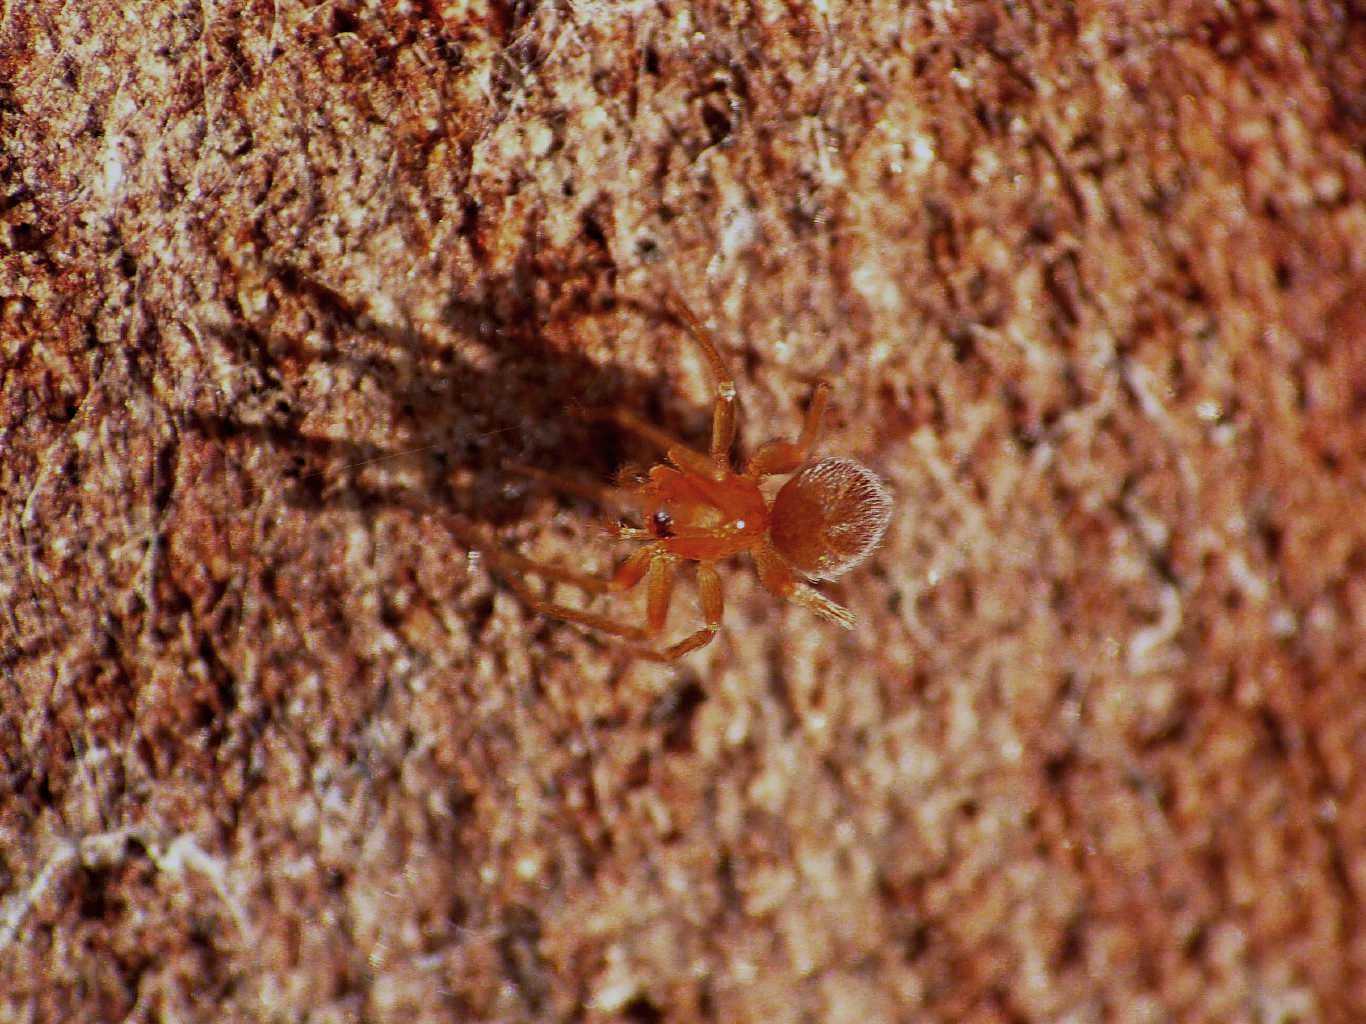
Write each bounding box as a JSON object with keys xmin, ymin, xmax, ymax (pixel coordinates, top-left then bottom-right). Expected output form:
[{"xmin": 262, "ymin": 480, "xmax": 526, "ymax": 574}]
[
  {"xmin": 646, "ymin": 562, "xmax": 724, "ymax": 661},
  {"xmin": 751, "ymin": 539, "xmax": 856, "ymax": 630},
  {"xmin": 458, "ymin": 524, "xmax": 657, "ymax": 597},
  {"xmin": 466, "ymin": 538, "xmax": 661, "ymax": 647},
  {"xmin": 581, "ymin": 406, "xmax": 723, "ymax": 483},
  {"xmin": 505, "ymin": 462, "xmax": 647, "ymax": 542},
  {"xmin": 503, "ymin": 550, "xmax": 722, "ymax": 662},
  {"xmin": 745, "ymin": 381, "xmax": 830, "ymax": 478},
  {"xmin": 616, "ymin": 555, "xmax": 725, "ymax": 661},
  {"xmin": 576, "ymin": 290, "xmax": 739, "ymax": 482},
  {"xmin": 455, "ymin": 520, "xmax": 722, "ymax": 660},
  {"xmin": 505, "ymin": 462, "xmax": 634, "ymax": 514},
  {"xmin": 662, "ymin": 288, "xmax": 738, "ymax": 468}
]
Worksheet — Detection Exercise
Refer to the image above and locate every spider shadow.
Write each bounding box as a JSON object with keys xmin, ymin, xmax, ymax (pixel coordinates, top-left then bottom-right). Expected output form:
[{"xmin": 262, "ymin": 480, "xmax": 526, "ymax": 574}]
[{"xmin": 188, "ymin": 259, "xmax": 713, "ymax": 539}]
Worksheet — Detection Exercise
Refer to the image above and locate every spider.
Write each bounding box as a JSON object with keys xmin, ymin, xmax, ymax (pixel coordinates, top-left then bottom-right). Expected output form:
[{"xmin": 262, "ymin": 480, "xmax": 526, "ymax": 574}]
[{"xmin": 461, "ymin": 291, "xmax": 893, "ymax": 661}]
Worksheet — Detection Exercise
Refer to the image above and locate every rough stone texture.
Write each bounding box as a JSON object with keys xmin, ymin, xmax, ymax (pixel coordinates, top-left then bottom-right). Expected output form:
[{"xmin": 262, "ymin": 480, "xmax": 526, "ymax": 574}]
[{"xmin": 2, "ymin": 1, "xmax": 1363, "ymax": 1021}]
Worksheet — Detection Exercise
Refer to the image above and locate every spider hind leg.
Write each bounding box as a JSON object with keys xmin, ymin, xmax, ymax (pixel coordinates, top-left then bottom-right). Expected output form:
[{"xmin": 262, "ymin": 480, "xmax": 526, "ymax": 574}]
[{"xmin": 751, "ymin": 539, "xmax": 856, "ymax": 630}]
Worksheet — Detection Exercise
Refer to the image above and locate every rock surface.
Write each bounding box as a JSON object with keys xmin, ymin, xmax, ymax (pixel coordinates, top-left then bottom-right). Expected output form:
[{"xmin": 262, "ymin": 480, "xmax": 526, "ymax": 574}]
[{"xmin": 2, "ymin": 1, "xmax": 1363, "ymax": 1021}]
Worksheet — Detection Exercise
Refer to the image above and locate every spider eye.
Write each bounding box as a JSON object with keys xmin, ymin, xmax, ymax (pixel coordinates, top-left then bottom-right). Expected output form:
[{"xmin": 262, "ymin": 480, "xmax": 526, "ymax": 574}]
[{"xmin": 651, "ymin": 509, "xmax": 675, "ymax": 538}]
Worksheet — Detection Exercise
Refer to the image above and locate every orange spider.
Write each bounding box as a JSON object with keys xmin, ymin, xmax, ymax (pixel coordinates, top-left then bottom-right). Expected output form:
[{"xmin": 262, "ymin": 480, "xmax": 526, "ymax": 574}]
[{"xmin": 466, "ymin": 291, "xmax": 892, "ymax": 661}]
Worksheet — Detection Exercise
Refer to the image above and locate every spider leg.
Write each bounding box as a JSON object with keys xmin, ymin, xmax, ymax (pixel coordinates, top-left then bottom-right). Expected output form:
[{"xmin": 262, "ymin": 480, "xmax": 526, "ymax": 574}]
[
  {"xmin": 620, "ymin": 558, "xmax": 724, "ymax": 662},
  {"xmin": 508, "ymin": 463, "xmax": 642, "ymax": 540},
  {"xmin": 579, "ymin": 405, "xmax": 724, "ymax": 482},
  {"xmin": 643, "ymin": 561, "xmax": 724, "ymax": 661},
  {"xmin": 470, "ymin": 541, "xmax": 660, "ymax": 643},
  {"xmin": 574, "ymin": 289, "xmax": 738, "ymax": 481},
  {"xmin": 751, "ymin": 539, "xmax": 856, "ymax": 629},
  {"xmin": 505, "ymin": 462, "xmax": 633, "ymax": 513},
  {"xmin": 744, "ymin": 381, "xmax": 831, "ymax": 478},
  {"xmin": 644, "ymin": 550, "xmax": 676, "ymax": 631},
  {"xmin": 446, "ymin": 514, "xmax": 656, "ymax": 596},
  {"xmin": 499, "ymin": 572, "xmax": 652, "ymax": 643},
  {"xmin": 469, "ymin": 526, "xmax": 723, "ymax": 660},
  {"xmin": 489, "ymin": 541, "xmax": 656, "ymax": 595},
  {"xmin": 662, "ymin": 288, "xmax": 738, "ymax": 469}
]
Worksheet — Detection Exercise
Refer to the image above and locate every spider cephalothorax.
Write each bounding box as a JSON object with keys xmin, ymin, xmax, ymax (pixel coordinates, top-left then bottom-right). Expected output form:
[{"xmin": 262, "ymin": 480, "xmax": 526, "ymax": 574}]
[{"xmin": 466, "ymin": 291, "xmax": 893, "ymax": 661}]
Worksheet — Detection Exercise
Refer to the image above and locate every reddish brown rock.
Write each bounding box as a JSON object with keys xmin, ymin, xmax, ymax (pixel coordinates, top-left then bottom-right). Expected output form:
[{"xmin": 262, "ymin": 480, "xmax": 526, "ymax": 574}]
[{"xmin": 2, "ymin": 2, "xmax": 1362, "ymax": 1021}]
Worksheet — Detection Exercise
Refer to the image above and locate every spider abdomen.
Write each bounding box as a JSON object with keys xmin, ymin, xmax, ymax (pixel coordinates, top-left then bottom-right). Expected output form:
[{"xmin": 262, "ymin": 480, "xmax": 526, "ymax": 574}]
[{"xmin": 769, "ymin": 457, "xmax": 892, "ymax": 579}]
